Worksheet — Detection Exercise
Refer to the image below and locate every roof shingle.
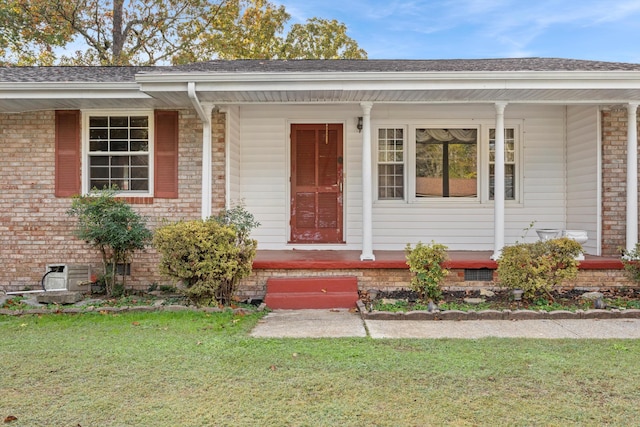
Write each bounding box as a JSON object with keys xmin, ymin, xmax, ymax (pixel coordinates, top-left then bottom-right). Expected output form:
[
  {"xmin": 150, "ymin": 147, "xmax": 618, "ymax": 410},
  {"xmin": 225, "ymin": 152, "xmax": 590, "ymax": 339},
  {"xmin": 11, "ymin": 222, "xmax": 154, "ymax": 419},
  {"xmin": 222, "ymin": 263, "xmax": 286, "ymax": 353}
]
[{"xmin": 2, "ymin": 58, "xmax": 640, "ymax": 84}]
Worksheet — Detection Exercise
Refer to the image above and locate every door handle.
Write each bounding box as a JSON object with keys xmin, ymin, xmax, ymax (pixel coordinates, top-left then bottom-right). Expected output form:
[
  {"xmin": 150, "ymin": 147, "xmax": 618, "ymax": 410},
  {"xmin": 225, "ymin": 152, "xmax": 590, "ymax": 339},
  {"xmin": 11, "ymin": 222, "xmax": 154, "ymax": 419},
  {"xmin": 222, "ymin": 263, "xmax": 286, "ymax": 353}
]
[{"xmin": 339, "ymin": 182, "xmax": 343, "ymax": 193}]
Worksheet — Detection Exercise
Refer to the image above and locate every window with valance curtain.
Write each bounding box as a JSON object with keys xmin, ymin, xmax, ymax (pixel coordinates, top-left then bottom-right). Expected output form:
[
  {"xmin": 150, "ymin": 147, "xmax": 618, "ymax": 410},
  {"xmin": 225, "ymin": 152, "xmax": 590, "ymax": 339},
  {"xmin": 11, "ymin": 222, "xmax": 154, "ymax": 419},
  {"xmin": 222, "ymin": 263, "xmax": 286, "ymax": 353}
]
[{"xmin": 415, "ymin": 128, "xmax": 478, "ymax": 197}]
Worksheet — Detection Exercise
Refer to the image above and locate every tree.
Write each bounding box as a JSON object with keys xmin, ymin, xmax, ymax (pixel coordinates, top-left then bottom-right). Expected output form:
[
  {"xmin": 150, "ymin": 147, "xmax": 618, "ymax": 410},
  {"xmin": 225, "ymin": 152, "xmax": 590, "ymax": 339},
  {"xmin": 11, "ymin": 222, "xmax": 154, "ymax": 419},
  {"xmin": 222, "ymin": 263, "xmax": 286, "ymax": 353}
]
[
  {"xmin": 2, "ymin": 0, "xmax": 367, "ymax": 66},
  {"xmin": 0, "ymin": 1, "xmax": 70, "ymax": 65},
  {"xmin": 281, "ymin": 18, "xmax": 367, "ymax": 60},
  {"xmin": 67, "ymin": 189, "xmax": 153, "ymax": 296}
]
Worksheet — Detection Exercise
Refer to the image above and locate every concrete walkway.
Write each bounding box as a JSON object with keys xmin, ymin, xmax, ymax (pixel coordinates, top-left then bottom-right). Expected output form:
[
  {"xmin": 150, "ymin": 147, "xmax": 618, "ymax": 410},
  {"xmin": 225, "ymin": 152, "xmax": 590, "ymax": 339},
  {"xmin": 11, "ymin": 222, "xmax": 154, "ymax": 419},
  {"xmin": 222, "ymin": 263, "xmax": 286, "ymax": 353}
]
[{"xmin": 250, "ymin": 309, "xmax": 640, "ymax": 339}]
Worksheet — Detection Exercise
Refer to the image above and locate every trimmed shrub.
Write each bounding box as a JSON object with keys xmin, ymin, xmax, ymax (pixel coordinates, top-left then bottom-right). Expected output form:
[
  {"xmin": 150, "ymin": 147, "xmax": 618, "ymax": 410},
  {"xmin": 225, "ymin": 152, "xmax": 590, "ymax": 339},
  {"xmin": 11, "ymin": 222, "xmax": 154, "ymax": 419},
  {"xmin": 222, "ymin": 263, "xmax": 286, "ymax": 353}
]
[
  {"xmin": 405, "ymin": 241, "xmax": 449, "ymax": 302},
  {"xmin": 497, "ymin": 237, "xmax": 583, "ymax": 300},
  {"xmin": 153, "ymin": 209, "xmax": 258, "ymax": 306}
]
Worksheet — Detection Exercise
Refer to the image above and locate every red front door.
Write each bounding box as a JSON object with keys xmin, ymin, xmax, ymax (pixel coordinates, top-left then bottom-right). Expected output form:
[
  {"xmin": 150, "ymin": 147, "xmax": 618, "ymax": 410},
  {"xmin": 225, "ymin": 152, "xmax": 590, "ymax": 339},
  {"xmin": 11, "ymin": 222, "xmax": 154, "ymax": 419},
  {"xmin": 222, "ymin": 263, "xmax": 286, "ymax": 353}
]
[{"xmin": 290, "ymin": 124, "xmax": 344, "ymax": 243}]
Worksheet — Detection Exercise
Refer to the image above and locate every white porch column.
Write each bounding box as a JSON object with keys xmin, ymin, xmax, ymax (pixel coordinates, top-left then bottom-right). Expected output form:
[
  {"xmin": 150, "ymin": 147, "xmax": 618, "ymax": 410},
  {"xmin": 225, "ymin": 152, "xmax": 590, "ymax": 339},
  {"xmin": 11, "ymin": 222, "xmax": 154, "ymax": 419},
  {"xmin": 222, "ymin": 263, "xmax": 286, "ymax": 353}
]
[
  {"xmin": 187, "ymin": 82, "xmax": 214, "ymax": 219},
  {"xmin": 360, "ymin": 102, "xmax": 375, "ymax": 261},
  {"xmin": 200, "ymin": 104, "xmax": 215, "ymax": 219},
  {"xmin": 492, "ymin": 102, "xmax": 508, "ymax": 260},
  {"xmin": 627, "ymin": 103, "xmax": 639, "ymax": 252}
]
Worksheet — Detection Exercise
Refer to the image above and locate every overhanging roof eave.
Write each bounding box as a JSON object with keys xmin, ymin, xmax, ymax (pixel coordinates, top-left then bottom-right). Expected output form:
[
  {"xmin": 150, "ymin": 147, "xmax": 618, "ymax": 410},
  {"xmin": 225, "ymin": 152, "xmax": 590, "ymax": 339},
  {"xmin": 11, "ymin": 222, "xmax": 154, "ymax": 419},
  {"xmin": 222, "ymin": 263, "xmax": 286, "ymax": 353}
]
[{"xmin": 135, "ymin": 69, "xmax": 640, "ymax": 85}]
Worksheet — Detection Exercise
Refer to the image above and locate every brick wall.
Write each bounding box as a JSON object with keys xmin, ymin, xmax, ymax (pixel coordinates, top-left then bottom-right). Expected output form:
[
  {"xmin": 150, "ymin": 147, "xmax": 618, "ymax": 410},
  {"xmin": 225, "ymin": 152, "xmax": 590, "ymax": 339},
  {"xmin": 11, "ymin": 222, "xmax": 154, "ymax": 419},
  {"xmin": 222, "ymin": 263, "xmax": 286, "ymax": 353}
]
[
  {"xmin": 0, "ymin": 109, "xmax": 227, "ymax": 291},
  {"xmin": 601, "ymin": 107, "xmax": 639, "ymax": 256},
  {"xmin": 238, "ymin": 267, "xmax": 635, "ymax": 300}
]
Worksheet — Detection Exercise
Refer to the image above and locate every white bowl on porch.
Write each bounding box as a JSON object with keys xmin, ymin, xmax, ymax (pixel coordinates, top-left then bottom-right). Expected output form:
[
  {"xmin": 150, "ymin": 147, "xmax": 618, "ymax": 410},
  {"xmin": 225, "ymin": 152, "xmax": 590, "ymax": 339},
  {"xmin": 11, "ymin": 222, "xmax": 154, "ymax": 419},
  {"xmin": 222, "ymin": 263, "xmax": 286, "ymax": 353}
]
[
  {"xmin": 535, "ymin": 229, "xmax": 560, "ymax": 241},
  {"xmin": 563, "ymin": 230, "xmax": 588, "ymax": 260}
]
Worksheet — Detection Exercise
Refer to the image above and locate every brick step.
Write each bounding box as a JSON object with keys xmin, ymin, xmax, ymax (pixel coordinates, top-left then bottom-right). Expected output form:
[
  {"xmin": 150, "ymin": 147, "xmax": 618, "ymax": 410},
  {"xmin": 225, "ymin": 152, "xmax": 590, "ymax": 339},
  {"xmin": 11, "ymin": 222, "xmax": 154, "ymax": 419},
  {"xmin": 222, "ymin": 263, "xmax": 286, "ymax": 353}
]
[{"xmin": 264, "ymin": 276, "xmax": 359, "ymax": 309}]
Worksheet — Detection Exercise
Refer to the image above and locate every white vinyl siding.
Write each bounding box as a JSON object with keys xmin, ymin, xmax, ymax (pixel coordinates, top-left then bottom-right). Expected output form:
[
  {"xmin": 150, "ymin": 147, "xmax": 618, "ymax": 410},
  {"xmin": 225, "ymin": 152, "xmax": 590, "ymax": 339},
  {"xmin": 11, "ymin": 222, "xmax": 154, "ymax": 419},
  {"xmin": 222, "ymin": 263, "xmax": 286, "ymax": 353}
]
[
  {"xmin": 371, "ymin": 105, "xmax": 566, "ymax": 250},
  {"xmin": 566, "ymin": 105, "xmax": 599, "ymax": 255},
  {"xmin": 237, "ymin": 104, "xmax": 576, "ymax": 251},
  {"xmin": 239, "ymin": 105, "xmax": 362, "ymax": 249}
]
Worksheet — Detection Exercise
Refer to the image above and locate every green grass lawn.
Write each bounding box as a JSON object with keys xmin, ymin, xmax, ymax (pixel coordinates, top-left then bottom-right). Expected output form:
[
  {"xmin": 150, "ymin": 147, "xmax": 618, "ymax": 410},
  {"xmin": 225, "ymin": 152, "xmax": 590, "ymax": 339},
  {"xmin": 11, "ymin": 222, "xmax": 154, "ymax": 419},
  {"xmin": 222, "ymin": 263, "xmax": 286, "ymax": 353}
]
[{"xmin": 1, "ymin": 311, "xmax": 639, "ymax": 426}]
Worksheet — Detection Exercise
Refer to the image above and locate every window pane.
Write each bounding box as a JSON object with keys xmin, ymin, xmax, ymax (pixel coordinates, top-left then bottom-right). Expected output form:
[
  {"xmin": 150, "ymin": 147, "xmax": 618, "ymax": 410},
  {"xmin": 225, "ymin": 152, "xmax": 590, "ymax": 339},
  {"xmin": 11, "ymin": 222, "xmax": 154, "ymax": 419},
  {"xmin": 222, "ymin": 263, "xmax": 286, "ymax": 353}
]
[
  {"xmin": 416, "ymin": 128, "xmax": 477, "ymax": 198},
  {"xmin": 130, "ymin": 116, "xmax": 148, "ymax": 127},
  {"xmin": 130, "ymin": 141, "xmax": 148, "ymax": 152},
  {"xmin": 90, "ymin": 140, "xmax": 108, "ymax": 152},
  {"xmin": 90, "ymin": 167, "xmax": 109, "ymax": 179},
  {"xmin": 130, "ymin": 166, "xmax": 148, "ymax": 179},
  {"xmin": 130, "ymin": 180, "xmax": 149, "ymax": 191},
  {"xmin": 90, "ymin": 129, "xmax": 108, "ymax": 140},
  {"xmin": 110, "ymin": 140, "xmax": 128, "ymax": 151},
  {"xmin": 89, "ymin": 180, "xmax": 110, "ymax": 190},
  {"xmin": 130, "ymin": 155, "xmax": 148, "ymax": 166},
  {"xmin": 90, "ymin": 156, "xmax": 109, "ymax": 166},
  {"xmin": 109, "ymin": 117, "xmax": 128, "ymax": 127},
  {"xmin": 110, "ymin": 128, "xmax": 128, "ymax": 140},
  {"xmin": 130, "ymin": 129, "xmax": 148, "ymax": 140},
  {"xmin": 90, "ymin": 117, "xmax": 108, "ymax": 127},
  {"xmin": 489, "ymin": 164, "xmax": 516, "ymax": 200}
]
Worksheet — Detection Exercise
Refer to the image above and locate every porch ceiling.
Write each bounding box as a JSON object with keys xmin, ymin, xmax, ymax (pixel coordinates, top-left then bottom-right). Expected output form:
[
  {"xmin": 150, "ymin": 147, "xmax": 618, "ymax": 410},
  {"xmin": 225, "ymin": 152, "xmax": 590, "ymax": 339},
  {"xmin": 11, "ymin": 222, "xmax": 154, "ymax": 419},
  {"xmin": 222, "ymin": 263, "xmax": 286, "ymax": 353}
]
[
  {"xmin": 143, "ymin": 87, "xmax": 640, "ymax": 106},
  {"xmin": 4, "ymin": 87, "xmax": 640, "ymax": 113}
]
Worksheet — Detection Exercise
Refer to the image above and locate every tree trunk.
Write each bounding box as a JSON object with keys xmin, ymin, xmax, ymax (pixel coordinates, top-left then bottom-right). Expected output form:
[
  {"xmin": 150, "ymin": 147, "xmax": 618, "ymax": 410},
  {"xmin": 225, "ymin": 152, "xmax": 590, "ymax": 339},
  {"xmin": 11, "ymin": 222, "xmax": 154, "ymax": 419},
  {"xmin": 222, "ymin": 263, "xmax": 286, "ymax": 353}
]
[{"xmin": 112, "ymin": 0, "xmax": 125, "ymax": 64}]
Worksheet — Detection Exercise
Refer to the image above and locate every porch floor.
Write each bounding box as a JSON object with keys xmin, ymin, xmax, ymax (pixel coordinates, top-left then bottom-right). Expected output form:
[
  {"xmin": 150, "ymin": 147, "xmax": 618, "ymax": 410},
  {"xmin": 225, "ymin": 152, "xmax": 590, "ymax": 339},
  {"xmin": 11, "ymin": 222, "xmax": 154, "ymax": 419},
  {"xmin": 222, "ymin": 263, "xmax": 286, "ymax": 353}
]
[{"xmin": 253, "ymin": 250, "xmax": 623, "ymax": 270}]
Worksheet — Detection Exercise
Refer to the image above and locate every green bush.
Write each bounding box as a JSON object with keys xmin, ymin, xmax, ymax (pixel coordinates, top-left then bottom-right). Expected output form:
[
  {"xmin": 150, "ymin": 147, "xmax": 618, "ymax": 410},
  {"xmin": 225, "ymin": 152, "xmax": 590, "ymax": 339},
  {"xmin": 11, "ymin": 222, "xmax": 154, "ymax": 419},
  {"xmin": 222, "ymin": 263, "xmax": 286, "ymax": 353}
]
[
  {"xmin": 622, "ymin": 243, "xmax": 640, "ymax": 282},
  {"xmin": 67, "ymin": 188, "xmax": 152, "ymax": 296},
  {"xmin": 405, "ymin": 241, "xmax": 449, "ymax": 302},
  {"xmin": 153, "ymin": 207, "xmax": 258, "ymax": 306},
  {"xmin": 497, "ymin": 237, "xmax": 583, "ymax": 300}
]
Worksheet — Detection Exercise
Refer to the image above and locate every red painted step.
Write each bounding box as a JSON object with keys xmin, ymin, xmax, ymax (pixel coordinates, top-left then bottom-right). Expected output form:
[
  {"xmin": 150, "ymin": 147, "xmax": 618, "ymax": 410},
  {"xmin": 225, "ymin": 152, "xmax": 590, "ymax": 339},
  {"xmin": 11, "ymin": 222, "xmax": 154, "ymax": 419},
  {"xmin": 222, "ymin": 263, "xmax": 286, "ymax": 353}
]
[{"xmin": 264, "ymin": 276, "xmax": 359, "ymax": 309}]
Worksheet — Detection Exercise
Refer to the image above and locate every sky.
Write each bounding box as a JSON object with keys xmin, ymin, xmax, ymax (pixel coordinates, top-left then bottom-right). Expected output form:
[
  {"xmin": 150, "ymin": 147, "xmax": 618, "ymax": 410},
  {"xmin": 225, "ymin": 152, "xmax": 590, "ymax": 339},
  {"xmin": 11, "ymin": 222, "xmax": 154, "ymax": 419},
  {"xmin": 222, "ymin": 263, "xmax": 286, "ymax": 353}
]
[{"xmin": 275, "ymin": 0, "xmax": 640, "ymax": 63}]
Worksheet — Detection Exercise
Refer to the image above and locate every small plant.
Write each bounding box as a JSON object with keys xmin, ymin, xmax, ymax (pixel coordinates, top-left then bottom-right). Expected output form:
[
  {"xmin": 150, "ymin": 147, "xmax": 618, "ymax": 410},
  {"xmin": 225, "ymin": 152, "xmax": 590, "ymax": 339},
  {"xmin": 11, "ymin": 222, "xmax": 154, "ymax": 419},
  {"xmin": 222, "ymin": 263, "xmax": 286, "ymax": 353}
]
[
  {"xmin": 621, "ymin": 243, "xmax": 640, "ymax": 282},
  {"xmin": 405, "ymin": 241, "xmax": 449, "ymax": 302},
  {"xmin": 497, "ymin": 237, "xmax": 583, "ymax": 300},
  {"xmin": 153, "ymin": 205, "xmax": 259, "ymax": 306},
  {"xmin": 1, "ymin": 296, "xmax": 28, "ymax": 310},
  {"xmin": 159, "ymin": 285, "xmax": 178, "ymax": 294},
  {"xmin": 67, "ymin": 188, "xmax": 152, "ymax": 296},
  {"xmin": 372, "ymin": 299, "xmax": 410, "ymax": 312}
]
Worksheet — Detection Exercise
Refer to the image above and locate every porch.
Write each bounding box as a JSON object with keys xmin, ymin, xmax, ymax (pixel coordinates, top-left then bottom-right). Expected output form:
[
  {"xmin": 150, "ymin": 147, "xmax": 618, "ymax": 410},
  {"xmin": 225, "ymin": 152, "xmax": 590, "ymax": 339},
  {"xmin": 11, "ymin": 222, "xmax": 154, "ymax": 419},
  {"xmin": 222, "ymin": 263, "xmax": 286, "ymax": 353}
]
[
  {"xmin": 240, "ymin": 250, "xmax": 630, "ymax": 302},
  {"xmin": 252, "ymin": 249, "xmax": 623, "ymax": 270}
]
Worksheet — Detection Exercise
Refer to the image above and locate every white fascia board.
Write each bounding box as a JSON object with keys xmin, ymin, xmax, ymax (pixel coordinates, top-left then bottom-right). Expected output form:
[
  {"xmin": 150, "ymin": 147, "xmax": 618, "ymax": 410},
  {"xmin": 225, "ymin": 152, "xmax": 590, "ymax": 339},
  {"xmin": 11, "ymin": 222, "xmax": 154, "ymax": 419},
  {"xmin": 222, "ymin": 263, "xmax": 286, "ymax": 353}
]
[
  {"xmin": 0, "ymin": 82, "xmax": 150, "ymax": 99},
  {"xmin": 136, "ymin": 71, "xmax": 640, "ymax": 93}
]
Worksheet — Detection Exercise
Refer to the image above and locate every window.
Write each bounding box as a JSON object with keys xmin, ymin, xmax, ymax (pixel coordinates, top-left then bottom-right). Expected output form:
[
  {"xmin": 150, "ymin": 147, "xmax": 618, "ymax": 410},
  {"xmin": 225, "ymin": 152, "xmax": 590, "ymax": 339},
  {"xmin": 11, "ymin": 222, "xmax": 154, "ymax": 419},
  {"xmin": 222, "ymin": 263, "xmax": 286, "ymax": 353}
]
[
  {"xmin": 415, "ymin": 128, "xmax": 477, "ymax": 198},
  {"xmin": 489, "ymin": 128, "xmax": 516, "ymax": 200},
  {"xmin": 377, "ymin": 128, "xmax": 405, "ymax": 200},
  {"xmin": 374, "ymin": 123, "xmax": 520, "ymax": 204},
  {"xmin": 59, "ymin": 110, "xmax": 177, "ymax": 199},
  {"xmin": 85, "ymin": 113, "xmax": 152, "ymax": 194}
]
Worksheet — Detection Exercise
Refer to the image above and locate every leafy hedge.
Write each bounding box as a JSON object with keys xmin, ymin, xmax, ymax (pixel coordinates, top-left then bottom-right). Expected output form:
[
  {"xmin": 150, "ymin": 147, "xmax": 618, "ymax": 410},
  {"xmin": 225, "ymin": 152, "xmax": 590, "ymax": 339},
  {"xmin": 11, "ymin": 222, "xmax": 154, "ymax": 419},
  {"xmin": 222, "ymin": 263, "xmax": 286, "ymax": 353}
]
[
  {"xmin": 497, "ymin": 237, "xmax": 583, "ymax": 300},
  {"xmin": 153, "ymin": 207, "xmax": 258, "ymax": 306}
]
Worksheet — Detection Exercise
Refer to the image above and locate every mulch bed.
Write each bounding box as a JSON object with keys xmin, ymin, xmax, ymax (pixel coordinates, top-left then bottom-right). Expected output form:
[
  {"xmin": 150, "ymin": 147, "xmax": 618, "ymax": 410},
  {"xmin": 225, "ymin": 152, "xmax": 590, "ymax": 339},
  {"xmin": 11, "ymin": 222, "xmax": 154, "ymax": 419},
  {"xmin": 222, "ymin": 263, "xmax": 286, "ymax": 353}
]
[{"xmin": 360, "ymin": 287, "xmax": 640, "ymax": 312}]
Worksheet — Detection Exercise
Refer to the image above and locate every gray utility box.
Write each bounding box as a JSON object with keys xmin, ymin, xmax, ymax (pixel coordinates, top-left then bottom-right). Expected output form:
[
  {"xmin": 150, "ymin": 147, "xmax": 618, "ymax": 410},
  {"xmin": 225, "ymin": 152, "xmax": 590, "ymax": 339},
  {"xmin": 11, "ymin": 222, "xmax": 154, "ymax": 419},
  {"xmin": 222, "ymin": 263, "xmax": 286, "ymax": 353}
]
[{"xmin": 43, "ymin": 264, "xmax": 91, "ymax": 292}]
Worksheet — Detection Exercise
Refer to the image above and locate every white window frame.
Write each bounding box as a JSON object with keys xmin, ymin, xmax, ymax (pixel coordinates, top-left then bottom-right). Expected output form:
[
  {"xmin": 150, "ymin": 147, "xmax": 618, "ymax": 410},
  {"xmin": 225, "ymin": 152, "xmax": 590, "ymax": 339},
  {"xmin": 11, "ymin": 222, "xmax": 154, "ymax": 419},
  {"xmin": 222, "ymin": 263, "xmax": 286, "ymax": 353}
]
[
  {"xmin": 81, "ymin": 110, "xmax": 155, "ymax": 197},
  {"xmin": 375, "ymin": 126, "xmax": 407, "ymax": 201},
  {"xmin": 481, "ymin": 122, "xmax": 523, "ymax": 204},
  {"xmin": 374, "ymin": 120, "xmax": 523, "ymax": 205}
]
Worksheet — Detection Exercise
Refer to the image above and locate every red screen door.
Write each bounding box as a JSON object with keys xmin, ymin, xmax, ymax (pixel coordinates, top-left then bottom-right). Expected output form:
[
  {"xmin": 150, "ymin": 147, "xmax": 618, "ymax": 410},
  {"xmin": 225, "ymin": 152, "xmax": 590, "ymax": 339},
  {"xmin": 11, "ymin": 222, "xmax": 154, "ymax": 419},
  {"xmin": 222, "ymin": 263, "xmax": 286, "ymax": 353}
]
[{"xmin": 290, "ymin": 124, "xmax": 344, "ymax": 243}]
